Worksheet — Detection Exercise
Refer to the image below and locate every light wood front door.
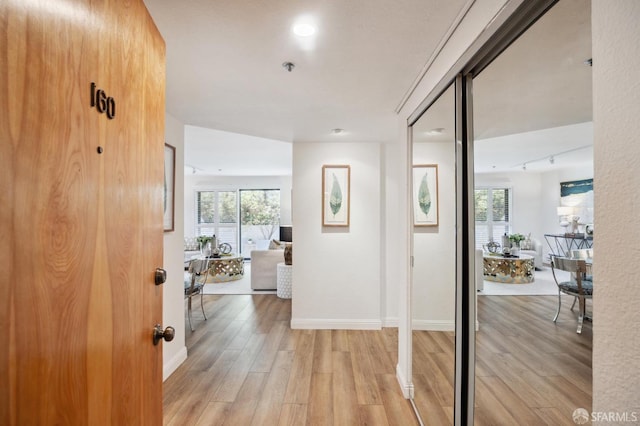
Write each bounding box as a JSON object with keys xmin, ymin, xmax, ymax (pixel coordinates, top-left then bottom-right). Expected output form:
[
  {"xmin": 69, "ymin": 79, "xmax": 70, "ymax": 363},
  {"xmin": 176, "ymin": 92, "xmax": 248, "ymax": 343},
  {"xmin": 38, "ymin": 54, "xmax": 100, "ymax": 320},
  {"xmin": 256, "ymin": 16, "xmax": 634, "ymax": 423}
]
[{"xmin": 0, "ymin": 0, "xmax": 166, "ymax": 424}]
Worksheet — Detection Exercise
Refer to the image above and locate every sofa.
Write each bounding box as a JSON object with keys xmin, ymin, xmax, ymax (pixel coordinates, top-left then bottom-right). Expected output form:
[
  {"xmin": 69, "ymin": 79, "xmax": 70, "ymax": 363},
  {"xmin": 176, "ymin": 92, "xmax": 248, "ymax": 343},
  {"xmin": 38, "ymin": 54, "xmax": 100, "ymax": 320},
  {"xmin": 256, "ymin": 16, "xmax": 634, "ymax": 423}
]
[
  {"xmin": 250, "ymin": 249, "xmax": 285, "ymax": 290},
  {"xmin": 520, "ymin": 237, "xmax": 543, "ymax": 269},
  {"xmin": 184, "ymin": 237, "xmax": 201, "ymax": 264}
]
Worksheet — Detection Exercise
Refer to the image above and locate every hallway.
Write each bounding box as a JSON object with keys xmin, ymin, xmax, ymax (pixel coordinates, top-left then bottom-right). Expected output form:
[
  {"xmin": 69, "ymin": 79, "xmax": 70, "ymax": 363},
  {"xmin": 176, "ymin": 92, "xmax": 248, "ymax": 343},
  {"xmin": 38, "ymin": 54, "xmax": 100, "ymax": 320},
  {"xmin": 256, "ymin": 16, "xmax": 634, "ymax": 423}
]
[
  {"xmin": 164, "ymin": 294, "xmax": 592, "ymax": 425},
  {"xmin": 163, "ymin": 295, "xmax": 417, "ymax": 425}
]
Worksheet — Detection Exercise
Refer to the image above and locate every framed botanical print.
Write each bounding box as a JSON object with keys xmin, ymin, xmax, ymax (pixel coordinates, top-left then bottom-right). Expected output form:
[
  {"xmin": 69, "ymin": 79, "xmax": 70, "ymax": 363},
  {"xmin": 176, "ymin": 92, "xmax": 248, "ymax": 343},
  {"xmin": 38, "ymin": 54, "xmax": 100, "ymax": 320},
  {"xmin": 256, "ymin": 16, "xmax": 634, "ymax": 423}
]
[
  {"xmin": 322, "ymin": 165, "xmax": 350, "ymax": 227},
  {"xmin": 164, "ymin": 143, "xmax": 176, "ymax": 232},
  {"xmin": 412, "ymin": 164, "xmax": 439, "ymax": 227}
]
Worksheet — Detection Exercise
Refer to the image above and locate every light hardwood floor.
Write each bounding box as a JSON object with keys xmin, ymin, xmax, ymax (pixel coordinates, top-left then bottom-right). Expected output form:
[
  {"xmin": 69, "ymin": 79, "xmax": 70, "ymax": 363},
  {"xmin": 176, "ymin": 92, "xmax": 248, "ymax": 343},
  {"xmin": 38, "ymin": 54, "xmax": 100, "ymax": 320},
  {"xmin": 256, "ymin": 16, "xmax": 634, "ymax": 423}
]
[
  {"xmin": 164, "ymin": 294, "xmax": 592, "ymax": 425},
  {"xmin": 163, "ymin": 295, "xmax": 418, "ymax": 425},
  {"xmin": 412, "ymin": 295, "xmax": 592, "ymax": 426}
]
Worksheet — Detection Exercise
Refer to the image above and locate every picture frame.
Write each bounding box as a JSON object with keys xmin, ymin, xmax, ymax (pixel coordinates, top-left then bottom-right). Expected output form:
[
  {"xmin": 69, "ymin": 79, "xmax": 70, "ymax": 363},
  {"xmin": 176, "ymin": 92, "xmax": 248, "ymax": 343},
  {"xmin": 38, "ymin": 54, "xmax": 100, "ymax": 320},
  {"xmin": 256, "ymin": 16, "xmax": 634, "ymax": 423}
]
[
  {"xmin": 322, "ymin": 165, "xmax": 350, "ymax": 227},
  {"xmin": 412, "ymin": 164, "xmax": 439, "ymax": 227},
  {"xmin": 164, "ymin": 143, "xmax": 176, "ymax": 232}
]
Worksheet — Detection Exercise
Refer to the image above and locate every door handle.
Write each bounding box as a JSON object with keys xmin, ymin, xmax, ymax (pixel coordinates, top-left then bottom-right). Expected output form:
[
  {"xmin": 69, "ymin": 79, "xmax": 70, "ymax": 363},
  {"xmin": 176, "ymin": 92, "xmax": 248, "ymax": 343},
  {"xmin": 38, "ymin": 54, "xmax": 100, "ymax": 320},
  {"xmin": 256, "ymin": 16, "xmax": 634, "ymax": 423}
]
[
  {"xmin": 155, "ymin": 268, "xmax": 167, "ymax": 285},
  {"xmin": 153, "ymin": 324, "xmax": 175, "ymax": 345}
]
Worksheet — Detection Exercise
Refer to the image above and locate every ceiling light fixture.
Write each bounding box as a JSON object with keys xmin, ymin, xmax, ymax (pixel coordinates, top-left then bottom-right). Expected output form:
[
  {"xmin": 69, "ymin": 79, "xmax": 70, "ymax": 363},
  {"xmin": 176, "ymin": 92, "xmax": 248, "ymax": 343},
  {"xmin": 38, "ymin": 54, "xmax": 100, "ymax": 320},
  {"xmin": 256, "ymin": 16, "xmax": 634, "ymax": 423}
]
[
  {"xmin": 510, "ymin": 145, "xmax": 591, "ymax": 171},
  {"xmin": 282, "ymin": 62, "xmax": 295, "ymax": 72},
  {"xmin": 293, "ymin": 23, "xmax": 316, "ymax": 37},
  {"xmin": 331, "ymin": 128, "xmax": 344, "ymax": 134}
]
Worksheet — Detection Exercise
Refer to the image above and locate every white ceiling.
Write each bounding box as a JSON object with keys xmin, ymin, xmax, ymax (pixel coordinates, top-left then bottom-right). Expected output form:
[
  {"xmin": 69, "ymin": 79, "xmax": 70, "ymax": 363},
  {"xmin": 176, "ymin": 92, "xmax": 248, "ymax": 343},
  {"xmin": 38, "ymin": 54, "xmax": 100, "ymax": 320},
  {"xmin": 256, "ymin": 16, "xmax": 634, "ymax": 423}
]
[
  {"xmin": 414, "ymin": 0, "xmax": 593, "ymax": 174},
  {"xmin": 144, "ymin": 0, "xmax": 593, "ymax": 176},
  {"xmin": 473, "ymin": 0, "xmax": 592, "ymax": 173},
  {"xmin": 184, "ymin": 125, "xmax": 292, "ymax": 176}
]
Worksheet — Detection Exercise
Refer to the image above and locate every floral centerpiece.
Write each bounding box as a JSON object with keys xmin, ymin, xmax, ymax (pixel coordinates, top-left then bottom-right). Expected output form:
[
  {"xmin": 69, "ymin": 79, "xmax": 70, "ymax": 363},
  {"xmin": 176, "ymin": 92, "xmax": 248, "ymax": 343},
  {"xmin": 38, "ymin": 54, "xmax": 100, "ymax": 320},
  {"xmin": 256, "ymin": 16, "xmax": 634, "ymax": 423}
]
[
  {"xmin": 196, "ymin": 235, "xmax": 213, "ymax": 246},
  {"xmin": 508, "ymin": 233, "xmax": 526, "ymax": 246}
]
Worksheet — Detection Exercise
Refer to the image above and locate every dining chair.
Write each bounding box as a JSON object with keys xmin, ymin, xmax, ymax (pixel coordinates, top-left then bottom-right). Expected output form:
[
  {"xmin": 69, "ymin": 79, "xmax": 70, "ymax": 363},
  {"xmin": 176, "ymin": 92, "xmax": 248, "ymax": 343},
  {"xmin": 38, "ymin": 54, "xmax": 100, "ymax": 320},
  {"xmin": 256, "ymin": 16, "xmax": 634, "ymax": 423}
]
[
  {"xmin": 184, "ymin": 258, "xmax": 210, "ymax": 331},
  {"xmin": 550, "ymin": 256, "xmax": 593, "ymax": 334},
  {"xmin": 569, "ymin": 248, "xmax": 594, "ymax": 305},
  {"xmin": 569, "ymin": 248, "xmax": 593, "ymax": 261}
]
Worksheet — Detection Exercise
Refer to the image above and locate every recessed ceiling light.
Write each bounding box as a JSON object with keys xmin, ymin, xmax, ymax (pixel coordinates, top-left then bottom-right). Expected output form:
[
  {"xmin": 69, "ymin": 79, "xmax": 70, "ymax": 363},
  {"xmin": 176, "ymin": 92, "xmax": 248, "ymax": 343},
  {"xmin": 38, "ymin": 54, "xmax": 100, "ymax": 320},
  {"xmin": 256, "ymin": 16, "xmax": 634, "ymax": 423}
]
[
  {"xmin": 293, "ymin": 23, "xmax": 316, "ymax": 37},
  {"xmin": 331, "ymin": 128, "xmax": 344, "ymax": 134}
]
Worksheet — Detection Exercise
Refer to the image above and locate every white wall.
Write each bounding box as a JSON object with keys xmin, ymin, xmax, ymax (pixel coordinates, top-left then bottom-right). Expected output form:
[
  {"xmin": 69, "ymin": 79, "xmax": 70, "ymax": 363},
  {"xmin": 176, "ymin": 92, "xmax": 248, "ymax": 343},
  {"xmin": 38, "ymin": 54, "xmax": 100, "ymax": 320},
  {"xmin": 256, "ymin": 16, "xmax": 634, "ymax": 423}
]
[
  {"xmin": 383, "ymin": 143, "xmax": 404, "ymax": 327},
  {"xmin": 163, "ymin": 113, "xmax": 187, "ymax": 380},
  {"xmin": 183, "ymin": 175, "xmax": 293, "ymax": 237},
  {"xmin": 412, "ymin": 142, "xmax": 456, "ymax": 330},
  {"xmin": 385, "ymin": 125, "xmax": 411, "ymax": 395},
  {"xmin": 291, "ymin": 142, "xmax": 382, "ymax": 329},
  {"xmin": 592, "ymin": 0, "xmax": 640, "ymax": 418}
]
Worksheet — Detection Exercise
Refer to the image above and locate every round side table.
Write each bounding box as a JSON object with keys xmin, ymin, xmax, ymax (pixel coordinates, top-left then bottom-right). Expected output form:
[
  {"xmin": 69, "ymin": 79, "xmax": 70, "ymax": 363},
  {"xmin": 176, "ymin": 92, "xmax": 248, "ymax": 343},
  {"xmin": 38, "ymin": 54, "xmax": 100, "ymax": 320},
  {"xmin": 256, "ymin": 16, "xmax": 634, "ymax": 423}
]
[{"xmin": 276, "ymin": 262, "xmax": 292, "ymax": 299}]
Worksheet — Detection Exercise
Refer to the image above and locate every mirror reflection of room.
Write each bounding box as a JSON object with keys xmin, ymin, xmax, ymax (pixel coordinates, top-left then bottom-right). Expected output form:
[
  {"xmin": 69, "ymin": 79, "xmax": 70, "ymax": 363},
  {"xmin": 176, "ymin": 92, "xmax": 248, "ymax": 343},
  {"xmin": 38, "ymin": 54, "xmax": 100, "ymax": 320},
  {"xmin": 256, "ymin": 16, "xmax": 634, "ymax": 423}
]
[
  {"xmin": 411, "ymin": 83, "xmax": 456, "ymax": 424},
  {"xmin": 472, "ymin": 0, "xmax": 593, "ymax": 423}
]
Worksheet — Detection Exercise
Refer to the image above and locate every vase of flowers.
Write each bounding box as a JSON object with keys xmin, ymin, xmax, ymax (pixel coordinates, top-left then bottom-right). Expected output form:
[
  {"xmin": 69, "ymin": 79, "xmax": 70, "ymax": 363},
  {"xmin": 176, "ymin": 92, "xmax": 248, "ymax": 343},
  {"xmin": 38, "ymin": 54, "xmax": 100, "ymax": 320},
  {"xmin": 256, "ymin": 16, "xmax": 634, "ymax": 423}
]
[
  {"xmin": 508, "ymin": 233, "xmax": 526, "ymax": 254},
  {"xmin": 508, "ymin": 233, "xmax": 525, "ymax": 244},
  {"xmin": 197, "ymin": 235, "xmax": 213, "ymax": 256}
]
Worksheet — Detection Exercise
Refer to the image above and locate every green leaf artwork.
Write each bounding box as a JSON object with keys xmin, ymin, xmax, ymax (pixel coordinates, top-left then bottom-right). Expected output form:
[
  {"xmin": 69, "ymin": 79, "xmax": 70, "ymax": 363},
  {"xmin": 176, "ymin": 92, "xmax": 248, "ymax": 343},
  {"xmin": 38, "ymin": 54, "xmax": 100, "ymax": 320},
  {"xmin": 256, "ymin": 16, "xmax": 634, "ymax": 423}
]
[
  {"xmin": 329, "ymin": 173, "xmax": 343, "ymax": 217},
  {"xmin": 418, "ymin": 172, "xmax": 431, "ymax": 216}
]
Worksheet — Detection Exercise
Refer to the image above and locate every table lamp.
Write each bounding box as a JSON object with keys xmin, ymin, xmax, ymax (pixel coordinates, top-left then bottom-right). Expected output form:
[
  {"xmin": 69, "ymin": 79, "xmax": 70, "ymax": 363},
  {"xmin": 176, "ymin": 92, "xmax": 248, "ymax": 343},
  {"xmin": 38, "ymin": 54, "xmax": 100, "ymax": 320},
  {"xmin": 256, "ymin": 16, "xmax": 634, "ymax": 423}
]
[{"xmin": 557, "ymin": 206, "xmax": 574, "ymax": 234}]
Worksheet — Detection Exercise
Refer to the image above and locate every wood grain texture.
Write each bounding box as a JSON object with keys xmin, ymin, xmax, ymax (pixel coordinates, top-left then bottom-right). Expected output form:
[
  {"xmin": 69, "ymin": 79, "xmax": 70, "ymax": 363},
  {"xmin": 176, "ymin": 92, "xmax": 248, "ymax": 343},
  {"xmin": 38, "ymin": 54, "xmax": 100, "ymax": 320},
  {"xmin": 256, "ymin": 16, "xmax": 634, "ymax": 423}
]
[
  {"xmin": 163, "ymin": 295, "xmax": 418, "ymax": 425},
  {"xmin": 307, "ymin": 373, "xmax": 333, "ymax": 426},
  {"xmin": 0, "ymin": 0, "xmax": 165, "ymax": 424},
  {"xmin": 412, "ymin": 295, "xmax": 592, "ymax": 425},
  {"xmin": 332, "ymin": 351, "xmax": 359, "ymax": 425},
  {"xmin": 358, "ymin": 405, "xmax": 390, "ymax": 426},
  {"xmin": 166, "ymin": 295, "xmax": 589, "ymax": 425},
  {"xmin": 278, "ymin": 404, "xmax": 308, "ymax": 425}
]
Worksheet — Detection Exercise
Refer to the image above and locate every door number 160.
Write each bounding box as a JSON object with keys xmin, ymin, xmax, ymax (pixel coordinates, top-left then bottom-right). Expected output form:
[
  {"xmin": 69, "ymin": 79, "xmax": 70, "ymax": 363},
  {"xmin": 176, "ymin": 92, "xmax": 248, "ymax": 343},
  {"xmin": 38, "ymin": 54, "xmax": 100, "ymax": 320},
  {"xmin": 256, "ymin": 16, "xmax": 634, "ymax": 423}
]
[{"xmin": 90, "ymin": 82, "xmax": 116, "ymax": 120}]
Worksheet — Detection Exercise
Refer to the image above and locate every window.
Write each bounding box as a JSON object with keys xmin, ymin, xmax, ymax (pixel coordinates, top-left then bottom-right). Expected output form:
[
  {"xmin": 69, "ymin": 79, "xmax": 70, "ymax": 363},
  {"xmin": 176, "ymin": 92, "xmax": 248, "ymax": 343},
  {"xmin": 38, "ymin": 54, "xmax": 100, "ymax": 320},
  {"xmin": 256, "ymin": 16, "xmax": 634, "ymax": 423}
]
[
  {"xmin": 475, "ymin": 187, "xmax": 511, "ymax": 249},
  {"xmin": 195, "ymin": 188, "xmax": 281, "ymax": 256},
  {"xmin": 239, "ymin": 189, "xmax": 280, "ymax": 254},
  {"xmin": 196, "ymin": 190, "xmax": 238, "ymax": 252}
]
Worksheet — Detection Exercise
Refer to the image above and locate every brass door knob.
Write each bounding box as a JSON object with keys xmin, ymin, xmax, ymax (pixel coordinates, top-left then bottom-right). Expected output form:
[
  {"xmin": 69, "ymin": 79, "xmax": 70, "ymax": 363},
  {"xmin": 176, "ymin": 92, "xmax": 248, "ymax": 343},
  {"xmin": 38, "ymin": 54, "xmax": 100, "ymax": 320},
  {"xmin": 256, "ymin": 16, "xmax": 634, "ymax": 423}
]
[
  {"xmin": 153, "ymin": 324, "xmax": 175, "ymax": 345},
  {"xmin": 155, "ymin": 268, "xmax": 167, "ymax": 285}
]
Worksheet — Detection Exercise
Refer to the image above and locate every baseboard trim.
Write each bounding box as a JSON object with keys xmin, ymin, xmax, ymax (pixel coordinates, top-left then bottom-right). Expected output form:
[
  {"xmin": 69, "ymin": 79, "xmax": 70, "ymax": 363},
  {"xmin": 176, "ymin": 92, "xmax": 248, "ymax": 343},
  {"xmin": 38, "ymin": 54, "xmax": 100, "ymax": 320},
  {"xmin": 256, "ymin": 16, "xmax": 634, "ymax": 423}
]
[
  {"xmin": 396, "ymin": 363, "xmax": 414, "ymax": 399},
  {"xmin": 411, "ymin": 320, "xmax": 455, "ymax": 331},
  {"xmin": 163, "ymin": 346, "xmax": 187, "ymax": 382},
  {"xmin": 290, "ymin": 318, "xmax": 382, "ymax": 330},
  {"xmin": 382, "ymin": 317, "xmax": 399, "ymax": 327}
]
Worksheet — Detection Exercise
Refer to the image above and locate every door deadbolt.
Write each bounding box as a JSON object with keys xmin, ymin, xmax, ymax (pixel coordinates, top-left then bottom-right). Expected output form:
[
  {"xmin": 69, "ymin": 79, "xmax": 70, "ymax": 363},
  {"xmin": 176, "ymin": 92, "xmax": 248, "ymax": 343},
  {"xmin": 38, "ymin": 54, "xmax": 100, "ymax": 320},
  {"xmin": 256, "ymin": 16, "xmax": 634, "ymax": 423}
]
[
  {"xmin": 153, "ymin": 324, "xmax": 175, "ymax": 345},
  {"xmin": 155, "ymin": 268, "xmax": 167, "ymax": 285}
]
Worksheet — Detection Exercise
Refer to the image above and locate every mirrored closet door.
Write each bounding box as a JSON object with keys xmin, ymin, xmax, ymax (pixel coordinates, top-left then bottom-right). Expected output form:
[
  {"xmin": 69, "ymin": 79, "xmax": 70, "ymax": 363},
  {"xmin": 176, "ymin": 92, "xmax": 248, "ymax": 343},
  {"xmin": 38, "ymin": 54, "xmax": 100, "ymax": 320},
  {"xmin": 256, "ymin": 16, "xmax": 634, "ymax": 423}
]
[
  {"xmin": 472, "ymin": 0, "xmax": 593, "ymax": 423},
  {"xmin": 410, "ymin": 83, "xmax": 457, "ymax": 424}
]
